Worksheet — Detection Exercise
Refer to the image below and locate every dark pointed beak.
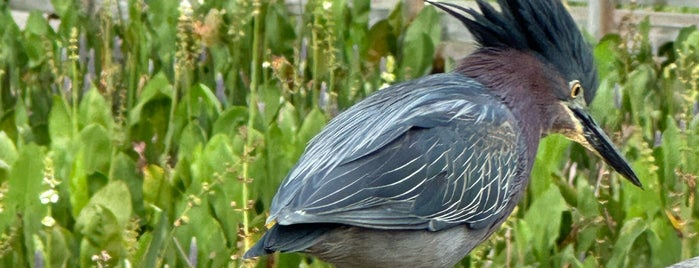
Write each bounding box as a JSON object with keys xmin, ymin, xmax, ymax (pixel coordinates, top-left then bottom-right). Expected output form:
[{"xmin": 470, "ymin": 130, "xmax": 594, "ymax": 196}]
[{"xmin": 569, "ymin": 107, "xmax": 643, "ymax": 189}]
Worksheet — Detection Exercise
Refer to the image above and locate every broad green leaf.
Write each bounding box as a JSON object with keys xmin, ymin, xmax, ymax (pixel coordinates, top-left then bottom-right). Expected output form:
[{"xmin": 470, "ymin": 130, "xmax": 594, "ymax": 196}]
[
  {"xmin": 265, "ymin": 3, "xmax": 296, "ymax": 56},
  {"xmin": 573, "ymin": 179, "xmax": 602, "ymax": 254},
  {"xmin": 212, "ymin": 106, "xmax": 248, "ymax": 136},
  {"xmin": 143, "ymin": 164, "xmax": 172, "ymax": 211},
  {"xmin": 79, "ymin": 88, "xmax": 114, "ymax": 131},
  {"xmin": 45, "ymin": 225, "xmax": 75, "ymax": 267},
  {"xmin": 530, "ymin": 135, "xmax": 571, "ymax": 198},
  {"xmin": 398, "ymin": 6, "xmax": 440, "ymax": 79},
  {"xmin": 133, "ymin": 231, "xmax": 154, "ymax": 267},
  {"xmin": 661, "ymin": 117, "xmax": 682, "ymax": 187},
  {"xmin": 4, "ymin": 143, "xmax": 46, "ymax": 258},
  {"xmin": 277, "ymin": 102, "xmax": 300, "ymax": 139},
  {"xmin": 399, "ymin": 32, "xmax": 434, "ymax": 80},
  {"xmin": 178, "ymin": 122, "xmax": 207, "ymax": 164},
  {"xmin": 623, "ymin": 136, "xmax": 660, "ymax": 220},
  {"xmin": 173, "ymin": 202, "xmax": 228, "ymax": 266},
  {"xmin": 75, "ymin": 180, "xmax": 133, "ymax": 262},
  {"xmin": 109, "ymin": 152, "xmax": 144, "ymax": 217},
  {"xmin": 648, "ymin": 217, "xmax": 681, "ymax": 267},
  {"xmin": 49, "ymin": 96, "xmax": 73, "ymax": 142},
  {"xmin": 22, "ymin": 12, "xmax": 55, "ymax": 68},
  {"xmin": 50, "ymin": 0, "xmax": 74, "ymax": 17},
  {"xmin": 258, "ymin": 82, "xmax": 283, "ymax": 125},
  {"xmin": 368, "ymin": 20, "xmax": 398, "ymax": 62},
  {"xmin": 297, "ymin": 108, "xmax": 326, "ymax": 145},
  {"xmin": 523, "ymin": 185, "xmax": 567, "ymax": 260},
  {"xmin": 0, "ymin": 131, "xmax": 17, "ymax": 172},
  {"xmin": 78, "ymin": 213, "xmax": 122, "ymax": 267},
  {"xmin": 514, "ymin": 219, "xmax": 534, "ymax": 263},
  {"xmin": 193, "ymin": 83, "xmax": 223, "ymax": 114},
  {"xmin": 129, "ymin": 72, "xmax": 173, "ymax": 127},
  {"xmin": 70, "ymin": 150, "xmax": 90, "ymax": 217},
  {"xmin": 261, "ymin": 124, "xmax": 298, "ymax": 206},
  {"xmin": 606, "ymin": 218, "xmax": 647, "ymax": 267},
  {"xmin": 78, "ymin": 124, "xmax": 112, "ymax": 175},
  {"xmin": 590, "ymin": 78, "xmax": 622, "ymax": 128},
  {"xmin": 594, "ymin": 34, "xmax": 622, "ymax": 81},
  {"xmin": 76, "ymin": 180, "xmax": 132, "ymax": 228},
  {"xmin": 625, "ymin": 64, "xmax": 655, "ymax": 138}
]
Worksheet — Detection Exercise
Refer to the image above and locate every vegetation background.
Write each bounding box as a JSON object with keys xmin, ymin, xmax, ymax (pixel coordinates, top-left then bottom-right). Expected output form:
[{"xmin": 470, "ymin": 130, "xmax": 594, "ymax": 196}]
[{"xmin": 0, "ymin": 0, "xmax": 697, "ymax": 267}]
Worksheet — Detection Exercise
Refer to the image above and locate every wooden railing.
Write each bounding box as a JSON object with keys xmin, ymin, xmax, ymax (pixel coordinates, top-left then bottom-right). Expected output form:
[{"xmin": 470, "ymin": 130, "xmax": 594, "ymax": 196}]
[{"xmin": 8, "ymin": 0, "xmax": 699, "ymax": 50}]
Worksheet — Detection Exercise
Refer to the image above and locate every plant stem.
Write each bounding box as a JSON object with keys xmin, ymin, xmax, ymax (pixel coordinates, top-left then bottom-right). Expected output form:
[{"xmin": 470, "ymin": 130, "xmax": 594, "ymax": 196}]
[
  {"xmin": 311, "ymin": 5, "xmax": 320, "ymax": 109},
  {"xmin": 241, "ymin": 0, "xmax": 263, "ymax": 253},
  {"xmin": 71, "ymin": 29, "xmax": 80, "ymax": 135}
]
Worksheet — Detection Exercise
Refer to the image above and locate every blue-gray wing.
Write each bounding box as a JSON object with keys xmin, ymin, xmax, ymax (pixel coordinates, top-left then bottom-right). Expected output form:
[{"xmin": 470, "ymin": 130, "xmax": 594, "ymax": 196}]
[{"xmin": 269, "ymin": 73, "xmax": 521, "ymax": 231}]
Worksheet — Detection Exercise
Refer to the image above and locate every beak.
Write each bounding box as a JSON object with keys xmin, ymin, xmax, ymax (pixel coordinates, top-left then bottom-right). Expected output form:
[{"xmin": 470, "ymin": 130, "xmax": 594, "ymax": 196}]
[{"xmin": 568, "ymin": 106, "xmax": 643, "ymax": 189}]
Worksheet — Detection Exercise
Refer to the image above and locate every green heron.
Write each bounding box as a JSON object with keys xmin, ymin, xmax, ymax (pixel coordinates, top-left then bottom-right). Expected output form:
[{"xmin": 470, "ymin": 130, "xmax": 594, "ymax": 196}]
[{"xmin": 244, "ymin": 0, "xmax": 643, "ymax": 267}]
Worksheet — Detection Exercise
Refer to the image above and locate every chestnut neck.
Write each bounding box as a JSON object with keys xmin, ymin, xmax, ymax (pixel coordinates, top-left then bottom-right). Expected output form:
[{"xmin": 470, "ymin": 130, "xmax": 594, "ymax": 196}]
[{"xmin": 456, "ymin": 48, "xmax": 559, "ymax": 172}]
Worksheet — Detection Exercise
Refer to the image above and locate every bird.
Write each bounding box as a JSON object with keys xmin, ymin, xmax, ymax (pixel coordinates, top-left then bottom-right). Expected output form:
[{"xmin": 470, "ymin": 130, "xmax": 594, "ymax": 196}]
[{"xmin": 244, "ymin": 0, "xmax": 643, "ymax": 267}]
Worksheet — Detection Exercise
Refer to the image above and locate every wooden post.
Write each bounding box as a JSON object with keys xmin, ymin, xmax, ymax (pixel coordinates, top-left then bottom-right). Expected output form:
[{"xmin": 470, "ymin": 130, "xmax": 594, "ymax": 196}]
[
  {"xmin": 588, "ymin": 0, "xmax": 616, "ymax": 38},
  {"xmin": 406, "ymin": 0, "xmax": 424, "ymax": 22}
]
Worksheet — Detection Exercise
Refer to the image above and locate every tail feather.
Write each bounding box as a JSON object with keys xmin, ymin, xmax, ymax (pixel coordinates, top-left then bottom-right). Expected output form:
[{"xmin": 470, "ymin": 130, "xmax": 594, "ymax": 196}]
[{"xmin": 243, "ymin": 223, "xmax": 337, "ymax": 259}]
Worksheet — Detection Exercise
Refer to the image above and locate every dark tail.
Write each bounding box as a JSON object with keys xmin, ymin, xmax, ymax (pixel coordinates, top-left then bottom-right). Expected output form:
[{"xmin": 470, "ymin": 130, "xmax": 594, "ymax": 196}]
[{"xmin": 243, "ymin": 223, "xmax": 337, "ymax": 259}]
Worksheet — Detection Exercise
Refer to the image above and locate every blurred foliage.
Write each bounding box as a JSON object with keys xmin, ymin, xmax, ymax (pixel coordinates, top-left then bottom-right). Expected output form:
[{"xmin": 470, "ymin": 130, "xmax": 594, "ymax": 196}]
[{"xmin": 0, "ymin": 0, "xmax": 696, "ymax": 267}]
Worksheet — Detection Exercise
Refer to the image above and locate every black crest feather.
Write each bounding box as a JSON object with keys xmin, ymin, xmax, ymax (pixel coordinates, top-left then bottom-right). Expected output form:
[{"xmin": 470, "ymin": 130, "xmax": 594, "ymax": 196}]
[{"xmin": 428, "ymin": 0, "xmax": 598, "ymax": 103}]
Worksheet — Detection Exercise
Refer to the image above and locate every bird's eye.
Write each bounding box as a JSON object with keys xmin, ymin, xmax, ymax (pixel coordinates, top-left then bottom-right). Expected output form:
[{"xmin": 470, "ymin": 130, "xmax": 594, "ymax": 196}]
[{"xmin": 570, "ymin": 81, "xmax": 583, "ymax": 99}]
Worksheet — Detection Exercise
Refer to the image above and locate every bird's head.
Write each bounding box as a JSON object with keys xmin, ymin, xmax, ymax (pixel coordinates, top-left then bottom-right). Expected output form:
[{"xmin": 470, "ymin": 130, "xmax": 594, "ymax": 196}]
[{"xmin": 428, "ymin": 0, "xmax": 642, "ymax": 188}]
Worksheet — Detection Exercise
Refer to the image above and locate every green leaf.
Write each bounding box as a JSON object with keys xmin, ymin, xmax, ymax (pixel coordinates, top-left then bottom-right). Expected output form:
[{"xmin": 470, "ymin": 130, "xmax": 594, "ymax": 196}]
[
  {"xmin": 212, "ymin": 106, "xmax": 248, "ymax": 136},
  {"xmin": 70, "ymin": 150, "xmax": 90, "ymax": 217},
  {"xmin": 625, "ymin": 64, "xmax": 655, "ymax": 138},
  {"xmin": 399, "ymin": 32, "xmax": 435, "ymax": 80},
  {"xmin": 22, "ymin": 12, "xmax": 55, "ymax": 68},
  {"xmin": 399, "ymin": 6, "xmax": 440, "ymax": 79},
  {"xmin": 178, "ymin": 122, "xmax": 207, "ymax": 164},
  {"xmin": 79, "ymin": 88, "xmax": 115, "ymax": 131},
  {"xmin": 50, "ymin": 0, "xmax": 75, "ymax": 17},
  {"xmin": 661, "ymin": 116, "xmax": 681, "ymax": 186},
  {"xmin": 647, "ymin": 217, "xmax": 681, "ymax": 267},
  {"xmin": 297, "ymin": 108, "xmax": 326, "ymax": 145},
  {"xmin": 109, "ymin": 152, "xmax": 145, "ymax": 218},
  {"xmin": 75, "ymin": 180, "xmax": 133, "ymax": 263},
  {"xmin": 530, "ymin": 135, "xmax": 571, "ymax": 197},
  {"xmin": 265, "ymin": 3, "xmax": 297, "ymax": 56},
  {"xmin": 0, "ymin": 131, "xmax": 18, "ymax": 172},
  {"xmin": 78, "ymin": 124, "xmax": 112, "ymax": 175},
  {"xmin": 258, "ymin": 82, "xmax": 283, "ymax": 125},
  {"xmin": 590, "ymin": 78, "xmax": 622, "ymax": 128},
  {"xmin": 368, "ymin": 20, "xmax": 398, "ymax": 62},
  {"xmin": 514, "ymin": 220, "xmax": 534, "ymax": 263},
  {"xmin": 49, "ymin": 96, "xmax": 73, "ymax": 142},
  {"xmin": 143, "ymin": 164, "xmax": 172, "ymax": 211},
  {"xmin": 523, "ymin": 185, "xmax": 568, "ymax": 260},
  {"xmin": 607, "ymin": 218, "xmax": 647, "ymax": 267},
  {"xmin": 173, "ymin": 203, "xmax": 228, "ymax": 266},
  {"xmin": 276, "ymin": 102, "xmax": 300, "ymax": 139},
  {"xmin": 76, "ymin": 180, "xmax": 132, "ymax": 229},
  {"xmin": 45, "ymin": 225, "xmax": 76, "ymax": 267},
  {"xmin": 594, "ymin": 34, "xmax": 622, "ymax": 81},
  {"xmin": 129, "ymin": 72, "xmax": 173, "ymax": 127},
  {"xmin": 4, "ymin": 143, "xmax": 46, "ymax": 257}
]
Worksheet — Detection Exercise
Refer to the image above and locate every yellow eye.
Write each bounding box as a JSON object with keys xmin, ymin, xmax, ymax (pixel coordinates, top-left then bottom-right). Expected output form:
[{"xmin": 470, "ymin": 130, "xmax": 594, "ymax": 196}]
[{"xmin": 570, "ymin": 81, "xmax": 583, "ymax": 99}]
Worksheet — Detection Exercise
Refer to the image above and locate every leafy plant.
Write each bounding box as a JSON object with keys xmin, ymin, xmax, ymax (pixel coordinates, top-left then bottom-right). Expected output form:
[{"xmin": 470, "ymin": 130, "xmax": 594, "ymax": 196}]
[{"xmin": 0, "ymin": 0, "xmax": 696, "ymax": 267}]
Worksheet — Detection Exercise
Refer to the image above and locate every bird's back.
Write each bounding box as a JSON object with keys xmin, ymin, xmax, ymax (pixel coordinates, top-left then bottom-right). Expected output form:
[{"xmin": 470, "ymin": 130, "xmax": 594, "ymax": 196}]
[{"xmin": 245, "ymin": 73, "xmax": 529, "ymax": 265}]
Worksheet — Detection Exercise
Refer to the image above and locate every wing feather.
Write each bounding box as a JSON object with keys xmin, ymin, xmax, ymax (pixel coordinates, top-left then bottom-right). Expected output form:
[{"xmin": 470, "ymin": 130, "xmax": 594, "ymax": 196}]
[{"xmin": 269, "ymin": 73, "xmax": 521, "ymax": 231}]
